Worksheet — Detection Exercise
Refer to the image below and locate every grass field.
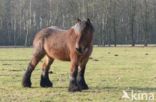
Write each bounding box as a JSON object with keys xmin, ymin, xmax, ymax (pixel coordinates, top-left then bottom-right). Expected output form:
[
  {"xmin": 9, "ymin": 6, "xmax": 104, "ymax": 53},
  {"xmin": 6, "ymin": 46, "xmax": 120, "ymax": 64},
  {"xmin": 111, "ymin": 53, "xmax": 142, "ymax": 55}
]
[{"xmin": 0, "ymin": 47, "xmax": 156, "ymax": 102}]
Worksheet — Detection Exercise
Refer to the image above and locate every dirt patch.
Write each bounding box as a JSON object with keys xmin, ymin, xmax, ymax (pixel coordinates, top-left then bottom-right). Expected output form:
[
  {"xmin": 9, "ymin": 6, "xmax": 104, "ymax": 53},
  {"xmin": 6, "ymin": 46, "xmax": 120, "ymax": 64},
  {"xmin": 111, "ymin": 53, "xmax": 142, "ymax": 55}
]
[
  {"xmin": 145, "ymin": 53, "xmax": 149, "ymax": 55},
  {"xmin": 93, "ymin": 59, "xmax": 99, "ymax": 61},
  {"xmin": 9, "ymin": 69, "xmax": 22, "ymax": 72},
  {"xmin": 108, "ymin": 52, "xmax": 111, "ymax": 54},
  {"xmin": 49, "ymin": 71, "xmax": 53, "ymax": 74},
  {"xmin": 114, "ymin": 54, "xmax": 119, "ymax": 56},
  {"xmin": 2, "ymin": 63, "xmax": 12, "ymax": 66},
  {"xmin": 89, "ymin": 57, "xmax": 99, "ymax": 61}
]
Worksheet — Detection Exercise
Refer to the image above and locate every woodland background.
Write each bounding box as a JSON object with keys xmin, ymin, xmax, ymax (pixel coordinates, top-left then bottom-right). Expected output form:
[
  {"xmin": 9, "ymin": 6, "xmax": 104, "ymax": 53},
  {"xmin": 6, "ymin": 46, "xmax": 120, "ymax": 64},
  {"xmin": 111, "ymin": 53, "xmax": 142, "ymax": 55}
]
[{"xmin": 0, "ymin": 0, "xmax": 156, "ymax": 46}]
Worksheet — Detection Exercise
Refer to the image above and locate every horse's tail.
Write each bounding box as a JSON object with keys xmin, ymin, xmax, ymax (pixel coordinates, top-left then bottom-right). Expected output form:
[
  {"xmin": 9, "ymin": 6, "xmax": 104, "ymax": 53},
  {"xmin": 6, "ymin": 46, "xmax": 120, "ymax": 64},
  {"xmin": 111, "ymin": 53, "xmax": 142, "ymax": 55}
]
[{"xmin": 32, "ymin": 31, "xmax": 46, "ymax": 56}]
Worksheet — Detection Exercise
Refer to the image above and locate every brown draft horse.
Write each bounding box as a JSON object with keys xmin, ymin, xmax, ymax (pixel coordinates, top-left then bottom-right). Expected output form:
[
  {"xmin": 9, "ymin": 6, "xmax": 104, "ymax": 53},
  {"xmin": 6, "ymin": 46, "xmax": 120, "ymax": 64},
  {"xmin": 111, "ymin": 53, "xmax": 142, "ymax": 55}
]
[{"xmin": 22, "ymin": 18, "xmax": 94, "ymax": 92}]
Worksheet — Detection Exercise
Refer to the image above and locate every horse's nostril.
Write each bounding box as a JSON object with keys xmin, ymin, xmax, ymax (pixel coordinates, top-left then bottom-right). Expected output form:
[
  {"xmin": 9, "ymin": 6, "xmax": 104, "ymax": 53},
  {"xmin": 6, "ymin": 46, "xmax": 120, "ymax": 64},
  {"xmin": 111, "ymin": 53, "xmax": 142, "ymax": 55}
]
[
  {"xmin": 76, "ymin": 48, "xmax": 82, "ymax": 53},
  {"xmin": 76, "ymin": 48, "xmax": 79, "ymax": 51}
]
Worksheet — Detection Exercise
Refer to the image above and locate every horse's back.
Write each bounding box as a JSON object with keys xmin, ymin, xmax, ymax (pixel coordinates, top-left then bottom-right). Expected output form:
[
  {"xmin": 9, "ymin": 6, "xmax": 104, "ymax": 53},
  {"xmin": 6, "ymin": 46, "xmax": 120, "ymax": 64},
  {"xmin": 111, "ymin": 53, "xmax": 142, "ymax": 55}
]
[
  {"xmin": 33, "ymin": 26, "xmax": 70, "ymax": 61},
  {"xmin": 33, "ymin": 26, "xmax": 66, "ymax": 45}
]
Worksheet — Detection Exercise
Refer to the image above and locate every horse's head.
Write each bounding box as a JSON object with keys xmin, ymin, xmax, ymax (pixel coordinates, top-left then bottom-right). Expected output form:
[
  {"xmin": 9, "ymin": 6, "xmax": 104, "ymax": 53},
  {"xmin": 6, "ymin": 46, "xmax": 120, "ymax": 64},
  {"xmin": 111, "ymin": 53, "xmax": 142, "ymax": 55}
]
[{"xmin": 73, "ymin": 18, "xmax": 94, "ymax": 54}]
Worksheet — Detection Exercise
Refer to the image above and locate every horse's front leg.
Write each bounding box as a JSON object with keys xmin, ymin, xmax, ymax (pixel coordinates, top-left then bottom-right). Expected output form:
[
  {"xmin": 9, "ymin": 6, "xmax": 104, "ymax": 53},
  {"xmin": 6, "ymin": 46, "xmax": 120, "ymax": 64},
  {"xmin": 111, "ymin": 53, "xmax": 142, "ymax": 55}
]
[
  {"xmin": 77, "ymin": 60, "xmax": 89, "ymax": 90},
  {"xmin": 68, "ymin": 60, "xmax": 81, "ymax": 92}
]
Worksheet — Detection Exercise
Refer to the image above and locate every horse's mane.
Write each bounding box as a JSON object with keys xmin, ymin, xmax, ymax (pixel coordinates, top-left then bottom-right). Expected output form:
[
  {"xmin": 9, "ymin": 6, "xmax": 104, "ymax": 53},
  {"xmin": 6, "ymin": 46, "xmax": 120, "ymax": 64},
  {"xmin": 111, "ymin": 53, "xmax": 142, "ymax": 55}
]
[
  {"xmin": 71, "ymin": 23, "xmax": 81, "ymax": 33},
  {"xmin": 48, "ymin": 26, "xmax": 66, "ymax": 32},
  {"xmin": 71, "ymin": 21, "xmax": 94, "ymax": 33}
]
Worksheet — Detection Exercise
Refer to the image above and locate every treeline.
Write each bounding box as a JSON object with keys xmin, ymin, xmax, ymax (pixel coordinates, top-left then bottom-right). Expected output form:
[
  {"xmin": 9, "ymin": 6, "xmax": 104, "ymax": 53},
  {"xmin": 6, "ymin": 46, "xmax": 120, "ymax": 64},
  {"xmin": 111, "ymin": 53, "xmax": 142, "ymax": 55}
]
[{"xmin": 0, "ymin": 0, "xmax": 156, "ymax": 46}]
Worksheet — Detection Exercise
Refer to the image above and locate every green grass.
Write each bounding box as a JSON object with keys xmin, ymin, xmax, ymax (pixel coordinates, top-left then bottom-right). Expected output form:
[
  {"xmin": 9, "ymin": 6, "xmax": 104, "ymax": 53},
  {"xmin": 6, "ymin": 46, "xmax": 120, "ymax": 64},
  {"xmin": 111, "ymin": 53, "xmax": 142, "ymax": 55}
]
[{"xmin": 0, "ymin": 47, "xmax": 156, "ymax": 102}]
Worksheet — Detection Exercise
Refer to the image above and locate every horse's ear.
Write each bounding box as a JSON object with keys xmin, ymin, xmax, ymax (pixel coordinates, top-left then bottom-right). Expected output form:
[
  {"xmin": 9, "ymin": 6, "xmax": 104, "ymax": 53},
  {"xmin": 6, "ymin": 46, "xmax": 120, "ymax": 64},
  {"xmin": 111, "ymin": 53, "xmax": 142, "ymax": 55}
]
[
  {"xmin": 76, "ymin": 18, "xmax": 81, "ymax": 23},
  {"xmin": 87, "ymin": 18, "xmax": 90, "ymax": 23}
]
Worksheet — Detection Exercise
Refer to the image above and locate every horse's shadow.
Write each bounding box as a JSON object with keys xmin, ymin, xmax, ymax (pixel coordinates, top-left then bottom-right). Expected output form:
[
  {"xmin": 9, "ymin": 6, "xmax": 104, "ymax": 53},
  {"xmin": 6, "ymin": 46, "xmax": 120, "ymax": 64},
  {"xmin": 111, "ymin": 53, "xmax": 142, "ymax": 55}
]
[
  {"xmin": 0, "ymin": 59, "xmax": 29, "ymax": 61},
  {"xmin": 29, "ymin": 86, "xmax": 156, "ymax": 93},
  {"xmin": 84, "ymin": 86, "xmax": 156, "ymax": 93}
]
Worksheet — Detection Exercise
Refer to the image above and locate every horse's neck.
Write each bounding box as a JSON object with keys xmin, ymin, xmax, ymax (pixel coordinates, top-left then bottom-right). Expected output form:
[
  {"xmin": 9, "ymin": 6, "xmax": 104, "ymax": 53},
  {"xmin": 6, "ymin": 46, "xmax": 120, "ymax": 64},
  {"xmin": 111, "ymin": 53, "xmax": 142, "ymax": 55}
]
[{"xmin": 67, "ymin": 28, "xmax": 76, "ymax": 35}]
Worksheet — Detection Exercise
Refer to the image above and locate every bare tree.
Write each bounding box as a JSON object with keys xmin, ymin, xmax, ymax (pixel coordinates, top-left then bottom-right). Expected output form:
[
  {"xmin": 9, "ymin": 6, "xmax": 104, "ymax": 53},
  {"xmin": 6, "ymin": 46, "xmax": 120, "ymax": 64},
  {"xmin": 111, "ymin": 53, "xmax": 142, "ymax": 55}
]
[
  {"xmin": 129, "ymin": 0, "xmax": 136, "ymax": 46},
  {"xmin": 0, "ymin": 0, "xmax": 156, "ymax": 46}
]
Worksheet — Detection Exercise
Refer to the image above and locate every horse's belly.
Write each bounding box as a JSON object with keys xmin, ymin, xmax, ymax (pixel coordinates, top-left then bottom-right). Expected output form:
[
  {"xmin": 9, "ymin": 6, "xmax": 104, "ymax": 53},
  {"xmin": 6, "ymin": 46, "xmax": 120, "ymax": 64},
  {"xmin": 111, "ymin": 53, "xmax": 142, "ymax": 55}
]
[
  {"xmin": 47, "ymin": 48, "xmax": 70, "ymax": 61},
  {"xmin": 53, "ymin": 53, "xmax": 70, "ymax": 61}
]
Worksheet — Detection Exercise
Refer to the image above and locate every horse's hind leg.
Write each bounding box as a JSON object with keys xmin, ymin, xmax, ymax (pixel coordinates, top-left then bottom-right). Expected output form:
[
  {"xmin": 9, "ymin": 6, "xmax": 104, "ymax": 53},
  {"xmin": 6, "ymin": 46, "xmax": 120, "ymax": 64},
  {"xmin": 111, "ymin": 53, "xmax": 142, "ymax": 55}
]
[
  {"xmin": 40, "ymin": 56, "xmax": 54, "ymax": 87},
  {"xmin": 22, "ymin": 48, "xmax": 45, "ymax": 87}
]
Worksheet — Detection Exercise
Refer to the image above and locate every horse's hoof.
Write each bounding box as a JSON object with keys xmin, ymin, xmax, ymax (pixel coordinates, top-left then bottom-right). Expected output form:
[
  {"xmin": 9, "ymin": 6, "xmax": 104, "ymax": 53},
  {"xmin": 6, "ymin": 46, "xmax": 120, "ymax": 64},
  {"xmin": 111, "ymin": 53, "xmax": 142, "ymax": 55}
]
[
  {"xmin": 79, "ymin": 84, "xmax": 89, "ymax": 90},
  {"xmin": 68, "ymin": 84, "xmax": 81, "ymax": 92},
  {"xmin": 77, "ymin": 80, "xmax": 89, "ymax": 90},
  {"xmin": 68, "ymin": 86, "xmax": 81, "ymax": 92},
  {"xmin": 40, "ymin": 78, "xmax": 53, "ymax": 87},
  {"xmin": 40, "ymin": 81, "xmax": 53, "ymax": 87},
  {"xmin": 22, "ymin": 80, "xmax": 31, "ymax": 87}
]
